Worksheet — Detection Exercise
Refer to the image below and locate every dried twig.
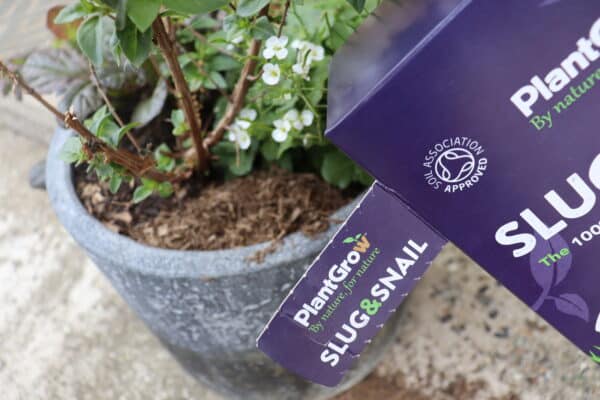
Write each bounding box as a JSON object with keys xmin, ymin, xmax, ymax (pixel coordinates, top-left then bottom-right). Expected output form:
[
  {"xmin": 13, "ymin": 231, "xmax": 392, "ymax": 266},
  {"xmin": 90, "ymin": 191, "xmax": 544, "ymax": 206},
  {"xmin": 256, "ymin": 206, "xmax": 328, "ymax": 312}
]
[
  {"xmin": 278, "ymin": 1, "xmax": 291, "ymax": 37},
  {"xmin": 0, "ymin": 60, "xmax": 179, "ymax": 183},
  {"xmin": 153, "ymin": 17, "xmax": 210, "ymax": 171}
]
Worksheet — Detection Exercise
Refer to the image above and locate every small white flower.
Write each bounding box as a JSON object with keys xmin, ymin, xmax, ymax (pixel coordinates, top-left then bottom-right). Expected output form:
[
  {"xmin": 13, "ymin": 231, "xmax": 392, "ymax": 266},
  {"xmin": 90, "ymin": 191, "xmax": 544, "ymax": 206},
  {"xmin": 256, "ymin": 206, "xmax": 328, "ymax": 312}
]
[
  {"xmin": 291, "ymin": 40, "xmax": 325, "ymax": 80},
  {"xmin": 237, "ymin": 130, "xmax": 251, "ymax": 150},
  {"xmin": 236, "ymin": 119, "xmax": 251, "ymax": 130},
  {"xmin": 262, "ymin": 63, "xmax": 281, "ymax": 86},
  {"xmin": 300, "ymin": 110, "xmax": 314, "ymax": 127},
  {"xmin": 307, "ymin": 43, "xmax": 325, "ymax": 62},
  {"xmin": 272, "ymin": 119, "xmax": 291, "ymax": 142},
  {"xmin": 239, "ymin": 108, "xmax": 257, "ymax": 121},
  {"xmin": 283, "ymin": 93, "xmax": 292, "ymax": 101},
  {"xmin": 291, "ymin": 39, "xmax": 306, "ymax": 50},
  {"xmin": 228, "ymin": 123, "xmax": 251, "ymax": 150},
  {"xmin": 292, "ymin": 62, "xmax": 310, "ymax": 80},
  {"xmin": 284, "ymin": 109, "xmax": 304, "ymax": 130},
  {"xmin": 263, "ymin": 36, "xmax": 289, "ymax": 60},
  {"xmin": 227, "ymin": 34, "xmax": 244, "ymax": 50}
]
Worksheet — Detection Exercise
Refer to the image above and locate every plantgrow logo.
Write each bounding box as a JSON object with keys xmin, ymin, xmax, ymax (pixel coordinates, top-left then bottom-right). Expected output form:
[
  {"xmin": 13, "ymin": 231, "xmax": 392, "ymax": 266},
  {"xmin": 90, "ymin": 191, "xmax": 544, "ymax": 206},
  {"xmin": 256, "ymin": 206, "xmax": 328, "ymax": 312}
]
[
  {"xmin": 343, "ymin": 233, "xmax": 371, "ymax": 253},
  {"xmin": 423, "ymin": 137, "xmax": 488, "ymax": 193},
  {"xmin": 293, "ymin": 233, "xmax": 372, "ymax": 330}
]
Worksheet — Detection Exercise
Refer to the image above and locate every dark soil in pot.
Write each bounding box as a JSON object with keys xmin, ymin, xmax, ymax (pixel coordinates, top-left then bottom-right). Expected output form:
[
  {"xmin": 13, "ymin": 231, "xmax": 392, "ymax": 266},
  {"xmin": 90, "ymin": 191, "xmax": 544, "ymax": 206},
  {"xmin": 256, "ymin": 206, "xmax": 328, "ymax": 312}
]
[{"xmin": 75, "ymin": 165, "xmax": 357, "ymax": 255}]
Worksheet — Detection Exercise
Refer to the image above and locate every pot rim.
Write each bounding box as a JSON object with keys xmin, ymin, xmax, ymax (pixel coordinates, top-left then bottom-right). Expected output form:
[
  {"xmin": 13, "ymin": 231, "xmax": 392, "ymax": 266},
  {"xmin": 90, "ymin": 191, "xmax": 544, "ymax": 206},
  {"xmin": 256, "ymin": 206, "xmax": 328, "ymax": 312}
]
[{"xmin": 46, "ymin": 128, "xmax": 361, "ymax": 279}]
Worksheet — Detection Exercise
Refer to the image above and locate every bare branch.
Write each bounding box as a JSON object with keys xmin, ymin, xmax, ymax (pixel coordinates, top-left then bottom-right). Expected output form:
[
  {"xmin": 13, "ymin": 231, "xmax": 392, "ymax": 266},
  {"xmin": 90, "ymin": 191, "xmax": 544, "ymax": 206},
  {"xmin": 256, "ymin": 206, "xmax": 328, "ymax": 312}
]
[
  {"xmin": 0, "ymin": 60, "xmax": 181, "ymax": 183},
  {"xmin": 153, "ymin": 17, "xmax": 210, "ymax": 171},
  {"xmin": 278, "ymin": 1, "xmax": 291, "ymax": 37},
  {"xmin": 204, "ymin": 38, "xmax": 263, "ymax": 148}
]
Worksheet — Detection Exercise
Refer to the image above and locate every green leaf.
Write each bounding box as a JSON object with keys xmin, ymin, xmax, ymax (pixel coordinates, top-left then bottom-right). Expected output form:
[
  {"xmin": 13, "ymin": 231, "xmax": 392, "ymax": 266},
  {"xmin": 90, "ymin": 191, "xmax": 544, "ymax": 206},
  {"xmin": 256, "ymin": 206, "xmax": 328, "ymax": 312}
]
[
  {"xmin": 212, "ymin": 141, "xmax": 257, "ymax": 176},
  {"xmin": 190, "ymin": 15, "xmax": 220, "ymax": 30},
  {"xmin": 157, "ymin": 182, "xmax": 174, "ymax": 198},
  {"xmin": 354, "ymin": 165, "xmax": 373, "ymax": 186},
  {"xmin": 109, "ymin": 174, "xmax": 123, "ymax": 194},
  {"xmin": 306, "ymin": 58, "xmax": 329, "ymax": 105},
  {"xmin": 127, "ymin": 0, "xmax": 160, "ymax": 32},
  {"xmin": 154, "ymin": 144, "xmax": 176, "ymax": 172},
  {"xmin": 209, "ymin": 55, "xmax": 240, "ymax": 71},
  {"xmin": 251, "ymin": 16, "xmax": 275, "ymax": 40},
  {"xmin": 343, "ymin": 237, "xmax": 355, "ymax": 244},
  {"xmin": 96, "ymin": 116, "xmax": 121, "ymax": 146},
  {"xmin": 170, "ymin": 109, "xmax": 188, "ymax": 136},
  {"xmin": 85, "ymin": 105, "xmax": 111, "ymax": 133},
  {"xmin": 260, "ymin": 140, "xmax": 278, "ymax": 162},
  {"xmin": 321, "ymin": 150, "xmax": 355, "ymax": 189},
  {"xmin": 77, "ymin": 16, "xmax": 105, "ymax": 66},
  {"xmin": 54, "ymin": 3, "xmax": 86, "ymax": 24},
  {"xmin": 114, "ymin": 122, "xmax": 140, "ymax": 146},
  {"xmin": 130, "ymin": 79, "xmax": 168, "ymax": 127},
  {"xmin": 115, "ymin": 0, "xmax": 128, "ymax": 30},
  {"xmin": 116, "ymin": 18, "xmax": 152, "ymax": 67},
  {"xmin": 59, "ymin": 137, "xmax": 84, "ymax": 163},
  {"xmin": 204, "ymin": 71, "xmax": 227, "ymax": 90},
  {"xmin": 133, "ymin": 185, "xmax": 153, "ymax": 203},
  {"xmin": 162, "ymin": 0, "xmax": 228, "ymax": 15},
  {"xmin": 237, "ymin": 0, "xmax": 270, "ymax": 17},
  {"xmin": 346, "ymin": 0, "xmax": 366, "ymax": 13},
  {"xmin": 230, "ymin": 148, "xmax": 257, "ymax": 176},
  {"xmin": 354, "ymin": 233, "xmax": 362, "ymax": 240},
  {"xmin": 277, "ymin": 135, "xmax": 296, "ymax": 158}
]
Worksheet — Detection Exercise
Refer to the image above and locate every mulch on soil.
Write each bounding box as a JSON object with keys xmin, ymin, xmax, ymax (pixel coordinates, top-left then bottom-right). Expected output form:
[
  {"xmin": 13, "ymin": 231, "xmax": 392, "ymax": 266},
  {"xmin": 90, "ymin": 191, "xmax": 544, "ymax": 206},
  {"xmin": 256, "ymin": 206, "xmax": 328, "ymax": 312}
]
[{"xmin": 76, "ymin": 167, "xmax": 352, "ymax": 253}]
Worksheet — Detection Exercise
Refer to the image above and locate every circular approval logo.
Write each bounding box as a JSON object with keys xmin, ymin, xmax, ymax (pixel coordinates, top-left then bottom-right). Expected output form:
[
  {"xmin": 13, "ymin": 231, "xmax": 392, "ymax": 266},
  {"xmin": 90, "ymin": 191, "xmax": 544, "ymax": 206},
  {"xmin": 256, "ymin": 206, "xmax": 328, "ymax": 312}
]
[{"xmin": 423, "ymin": 137, "xmax": 488, "ymax": 193}]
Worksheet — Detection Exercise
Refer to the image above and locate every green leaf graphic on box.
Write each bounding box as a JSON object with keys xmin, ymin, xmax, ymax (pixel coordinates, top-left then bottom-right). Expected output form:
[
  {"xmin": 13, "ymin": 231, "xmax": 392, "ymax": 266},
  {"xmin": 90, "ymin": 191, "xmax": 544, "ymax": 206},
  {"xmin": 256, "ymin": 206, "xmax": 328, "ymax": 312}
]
[{"xmin": 590, "ymin": 346, "xmax": 600, "ymax": 364}]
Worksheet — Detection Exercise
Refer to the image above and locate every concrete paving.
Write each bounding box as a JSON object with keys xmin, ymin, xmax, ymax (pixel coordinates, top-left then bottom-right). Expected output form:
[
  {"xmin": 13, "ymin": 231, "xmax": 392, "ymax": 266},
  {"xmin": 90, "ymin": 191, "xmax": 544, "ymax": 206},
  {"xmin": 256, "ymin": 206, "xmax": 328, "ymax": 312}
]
[
  {"xmin": 1, "ymin": 3, "xmax": 600, "ymax": 397},
  {"xmin": 2, "ymin": 95, "xmax": 600, "ymax": 400}
]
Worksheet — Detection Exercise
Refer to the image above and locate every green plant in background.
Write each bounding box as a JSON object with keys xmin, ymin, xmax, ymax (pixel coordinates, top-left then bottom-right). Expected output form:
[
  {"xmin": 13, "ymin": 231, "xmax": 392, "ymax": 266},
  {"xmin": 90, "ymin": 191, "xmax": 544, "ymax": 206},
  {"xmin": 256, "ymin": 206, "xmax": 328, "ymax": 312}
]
[{"xmin": 1, "ymin": 0, "xmax": 379, "ymax": 202}]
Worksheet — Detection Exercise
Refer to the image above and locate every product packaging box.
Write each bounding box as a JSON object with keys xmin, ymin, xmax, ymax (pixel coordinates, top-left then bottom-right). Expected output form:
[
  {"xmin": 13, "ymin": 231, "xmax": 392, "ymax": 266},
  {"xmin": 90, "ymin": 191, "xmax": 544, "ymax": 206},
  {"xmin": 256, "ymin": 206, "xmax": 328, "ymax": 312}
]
[{"xmin": 258, "ymin": 0, "xmax": 600, "ymax": 387}]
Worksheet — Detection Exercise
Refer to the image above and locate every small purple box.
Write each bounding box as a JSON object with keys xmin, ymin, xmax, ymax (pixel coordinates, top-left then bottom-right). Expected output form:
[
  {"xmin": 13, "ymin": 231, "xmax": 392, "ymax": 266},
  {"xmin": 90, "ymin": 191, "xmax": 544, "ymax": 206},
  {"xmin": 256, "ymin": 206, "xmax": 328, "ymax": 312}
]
[{"xmin": 259, "ymin": 0, "xmax": 600, "ymax": 387}]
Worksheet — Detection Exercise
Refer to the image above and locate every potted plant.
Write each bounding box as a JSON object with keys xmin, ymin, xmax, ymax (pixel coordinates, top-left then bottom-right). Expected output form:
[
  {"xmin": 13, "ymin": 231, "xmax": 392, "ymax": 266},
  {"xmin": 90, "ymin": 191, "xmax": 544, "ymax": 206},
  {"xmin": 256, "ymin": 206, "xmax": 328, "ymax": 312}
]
[{"xmin": 1, "ymin": 0, "xmax": 404, "ymax": 398}]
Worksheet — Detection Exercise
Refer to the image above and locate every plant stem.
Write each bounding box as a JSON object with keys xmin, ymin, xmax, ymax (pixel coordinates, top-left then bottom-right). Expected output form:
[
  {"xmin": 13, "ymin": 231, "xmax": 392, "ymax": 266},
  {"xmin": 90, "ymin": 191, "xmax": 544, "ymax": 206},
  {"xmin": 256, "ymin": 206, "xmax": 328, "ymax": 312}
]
[
  {"xmin": 278, "ymin": 1, "xmax": 291, "ymax": 37},
  {"xmin": 203, "ymin": 7, "xmax": 270, "ymax": 149},
  {"xmin": 0, "ymin": 60, "xmax": 177, "ymax": 183},
  {"xmin": 153, "ymin": 17, "xmax": 209, "ymax": 171},
  {"xmin": 203, "ymin": 38, "xmax": 262, "ymax": 148},
  {"xmin": 89, "ymin": 63, "xmax": 142, "ymax": 153}
]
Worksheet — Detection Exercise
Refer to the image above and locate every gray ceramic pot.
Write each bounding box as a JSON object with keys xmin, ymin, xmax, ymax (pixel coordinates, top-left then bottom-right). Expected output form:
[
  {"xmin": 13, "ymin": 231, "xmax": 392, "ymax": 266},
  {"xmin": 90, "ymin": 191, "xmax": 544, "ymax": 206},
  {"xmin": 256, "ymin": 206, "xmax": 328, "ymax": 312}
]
[{"xmin": 45, "ymin": 129, "xmax": 403, "ymax": 400}]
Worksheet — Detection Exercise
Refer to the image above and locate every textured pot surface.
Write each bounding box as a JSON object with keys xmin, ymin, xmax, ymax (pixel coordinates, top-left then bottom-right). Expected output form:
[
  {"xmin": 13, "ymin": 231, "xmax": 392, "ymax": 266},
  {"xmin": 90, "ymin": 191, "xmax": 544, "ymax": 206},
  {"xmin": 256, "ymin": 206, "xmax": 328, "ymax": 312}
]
[{"xmin": 46, "ymin": 129, "xmax": 403, "ymax": 400}]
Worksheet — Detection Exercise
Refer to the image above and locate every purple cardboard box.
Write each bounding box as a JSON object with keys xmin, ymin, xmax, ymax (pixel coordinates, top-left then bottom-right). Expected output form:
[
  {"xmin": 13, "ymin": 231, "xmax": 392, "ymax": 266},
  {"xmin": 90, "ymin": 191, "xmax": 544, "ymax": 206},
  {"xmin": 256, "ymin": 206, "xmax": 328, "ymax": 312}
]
[{"xmin": 258, "ymin": 0, "xmax": 600, "ymax": 387}]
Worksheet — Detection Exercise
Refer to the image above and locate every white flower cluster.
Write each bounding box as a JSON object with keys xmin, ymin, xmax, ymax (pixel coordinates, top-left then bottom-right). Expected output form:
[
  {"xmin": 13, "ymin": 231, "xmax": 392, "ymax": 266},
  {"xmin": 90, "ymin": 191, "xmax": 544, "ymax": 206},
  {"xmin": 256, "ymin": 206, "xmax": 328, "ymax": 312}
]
[
  {"xmin": 227, "ymin": 108, "xmax": 257, "ymax": 150},
  {"xmin": 291, "ymin": 40, "xmax": 324, "ymax": 80},
  {"xmin": 271, "ymin": 108, "xmax": 314, "ymax": 143},
  {"xmin": 261, "ymin": 36, "xmax": 325, "ymax": 85}
]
